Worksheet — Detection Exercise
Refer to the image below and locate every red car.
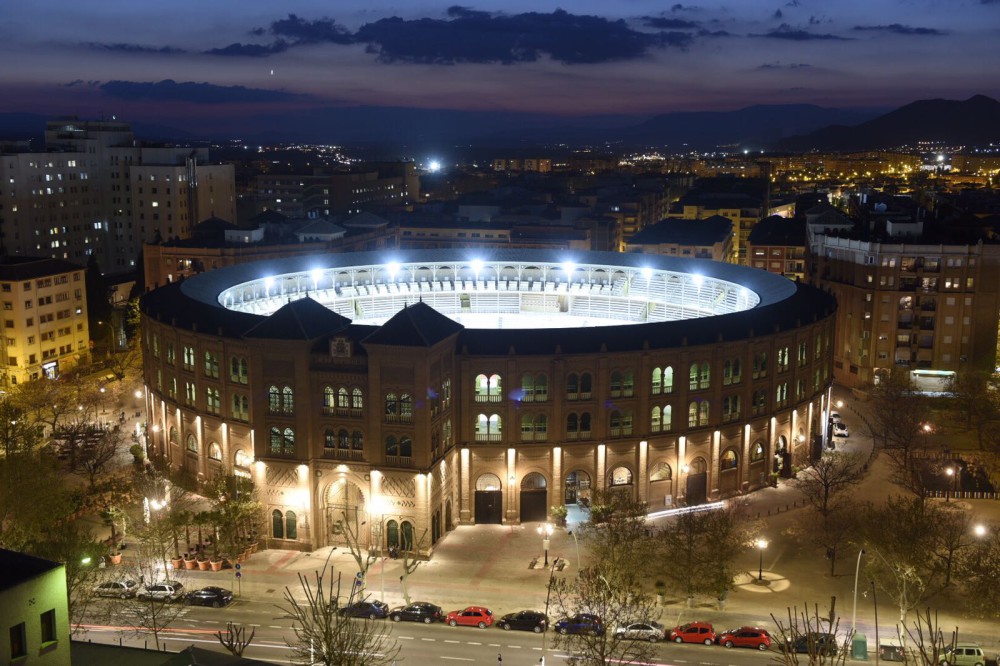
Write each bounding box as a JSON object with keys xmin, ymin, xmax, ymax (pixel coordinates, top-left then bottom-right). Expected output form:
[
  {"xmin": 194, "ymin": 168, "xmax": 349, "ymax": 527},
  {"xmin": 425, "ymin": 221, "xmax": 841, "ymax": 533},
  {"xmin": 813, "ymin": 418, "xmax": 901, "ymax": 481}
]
[
  {"xmin": 669, "ymin": 622, "xmax": 716, "ymax": 645},
  {"xmin": 446, "ymin": 606, "xmax": 494, "ymax": 629},
  {"xmin": 718, "ymin": 626, "xmax": 773, "ymax": 651}
]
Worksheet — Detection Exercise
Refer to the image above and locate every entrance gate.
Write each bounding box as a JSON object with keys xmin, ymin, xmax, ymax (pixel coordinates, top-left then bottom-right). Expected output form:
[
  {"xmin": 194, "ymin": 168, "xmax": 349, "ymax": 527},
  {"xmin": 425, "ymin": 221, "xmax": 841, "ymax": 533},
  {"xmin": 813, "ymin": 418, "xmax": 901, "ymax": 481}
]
[{"xmin": 519, "ymin": 473, "xmax": 547, "ymax": 523}]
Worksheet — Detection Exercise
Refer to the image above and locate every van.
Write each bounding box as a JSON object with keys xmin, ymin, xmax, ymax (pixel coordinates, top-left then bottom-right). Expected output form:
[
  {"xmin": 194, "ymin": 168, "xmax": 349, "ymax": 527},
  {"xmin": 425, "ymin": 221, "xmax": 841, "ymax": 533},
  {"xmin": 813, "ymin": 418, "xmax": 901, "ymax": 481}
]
[{"xmin": 940, "ymin": 645, "xmax": 986, "ymax": 666}]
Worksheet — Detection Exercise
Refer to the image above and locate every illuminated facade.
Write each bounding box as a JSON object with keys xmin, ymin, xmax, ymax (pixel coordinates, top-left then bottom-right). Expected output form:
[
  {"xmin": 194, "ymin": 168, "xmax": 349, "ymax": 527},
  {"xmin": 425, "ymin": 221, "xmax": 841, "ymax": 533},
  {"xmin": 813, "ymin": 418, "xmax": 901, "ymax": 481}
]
[{"xmin": 141, "ymin": 250, "xmax": 835, "ymax": 555}]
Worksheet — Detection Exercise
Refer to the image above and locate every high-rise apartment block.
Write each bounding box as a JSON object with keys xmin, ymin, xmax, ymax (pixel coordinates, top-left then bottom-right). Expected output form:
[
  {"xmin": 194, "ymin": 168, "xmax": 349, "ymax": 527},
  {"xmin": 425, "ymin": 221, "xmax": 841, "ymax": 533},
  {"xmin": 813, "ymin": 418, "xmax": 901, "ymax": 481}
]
[
  {"xmin": 0, "ymin": 257, "xmax": 89, "ymax": 388},
  {"xmin": 0, "ymin": 119, "xmax": 235, "ymax": 275}
]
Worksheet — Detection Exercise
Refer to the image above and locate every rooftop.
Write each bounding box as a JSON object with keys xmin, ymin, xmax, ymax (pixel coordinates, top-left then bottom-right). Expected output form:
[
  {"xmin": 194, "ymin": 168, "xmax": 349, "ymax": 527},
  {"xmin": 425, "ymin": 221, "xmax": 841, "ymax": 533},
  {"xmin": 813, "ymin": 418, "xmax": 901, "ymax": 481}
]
[{"xmin": 628, "ymin": 215, "xmax": 733, "ymax": 246}]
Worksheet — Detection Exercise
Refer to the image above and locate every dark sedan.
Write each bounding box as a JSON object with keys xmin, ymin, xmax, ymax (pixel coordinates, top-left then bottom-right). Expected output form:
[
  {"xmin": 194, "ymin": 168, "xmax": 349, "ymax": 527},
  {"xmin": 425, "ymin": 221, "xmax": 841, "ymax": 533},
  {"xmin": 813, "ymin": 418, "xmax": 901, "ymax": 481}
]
[
  {"xmin": 388, "ymin": 602, "xmax": 443, "ymax": 624},
  {"xmin": 554, "ymin": 613, "xmax": 604, "ymax": 635},
  {"xmin": 186, "ymin": 586, "xmax": 233, "ymax": 608},
  {"xmin": 339, "ymin": 600, "xmax": 390, "ymax": 619},
  {"xmin": 497, "ymin": 610, "xmax": 548, "ymax": 633}
]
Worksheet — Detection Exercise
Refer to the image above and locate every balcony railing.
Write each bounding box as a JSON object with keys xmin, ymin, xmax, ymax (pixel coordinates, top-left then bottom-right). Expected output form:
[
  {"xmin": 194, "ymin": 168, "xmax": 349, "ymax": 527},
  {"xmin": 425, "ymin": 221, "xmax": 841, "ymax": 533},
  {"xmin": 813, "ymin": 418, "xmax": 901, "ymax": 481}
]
[
  {"xmin": 475, "ymin": 432, "xmax": 502, "ymax": 442},
  {"xmin": 383, "ymin": 413, "xmax": 413, "ymax": 424},
  {"xmin": 384, "ymin": 455, "xmax": 414, "ymax": 467},
  {"xmin": 474, "ymin": 393, "xmax": 503, "ymax": 403},
  {"xmin": 323, "ymin": 448, "xmax": 364, "ymax": 461}
]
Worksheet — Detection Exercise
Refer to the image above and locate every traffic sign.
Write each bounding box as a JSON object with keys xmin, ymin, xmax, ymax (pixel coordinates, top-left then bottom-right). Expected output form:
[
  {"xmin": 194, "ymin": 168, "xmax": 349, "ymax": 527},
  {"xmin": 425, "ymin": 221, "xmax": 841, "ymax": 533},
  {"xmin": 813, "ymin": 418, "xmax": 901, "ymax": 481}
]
[
  {"xmin": 235, "ymin": 563, "xmax": 242, "ymax": 570},
  {"xmin": 236, "ymin": 572, "xmax": 242, "ymax": 578}
]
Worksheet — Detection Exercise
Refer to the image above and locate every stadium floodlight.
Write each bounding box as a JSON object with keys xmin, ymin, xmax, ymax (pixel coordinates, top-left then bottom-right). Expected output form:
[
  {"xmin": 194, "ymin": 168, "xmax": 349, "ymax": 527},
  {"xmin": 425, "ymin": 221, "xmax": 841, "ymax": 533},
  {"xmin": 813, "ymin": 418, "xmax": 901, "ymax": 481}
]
[
  {"xmin": 470, "ymin": 258, "xmax": 484, "ymax": 276},
  {"xmin": 691, "ymin": 274, "xmax": 703, "ymax": 287},
  {"xmin": 562, "ymin": 261, "xmax": 576, "ymax": 276},
  {"xmin": 310, "ymin": 269, "xmax": 323, "ymax": 286},
  {"xmin": 387, "ymin": 261, "xmax": 401, "ymax": 281},
  {"xmin": 642, "ymin": 266, "xmax": 653, "ymax": 281}
]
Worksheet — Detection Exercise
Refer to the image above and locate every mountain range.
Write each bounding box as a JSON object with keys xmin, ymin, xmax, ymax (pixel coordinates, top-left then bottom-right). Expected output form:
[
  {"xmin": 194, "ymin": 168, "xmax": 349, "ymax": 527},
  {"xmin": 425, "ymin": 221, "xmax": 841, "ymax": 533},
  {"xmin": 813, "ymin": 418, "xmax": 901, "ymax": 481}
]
[{"xmin": 1, "ymin": 95, "xmax": 997, "ymax": 152}]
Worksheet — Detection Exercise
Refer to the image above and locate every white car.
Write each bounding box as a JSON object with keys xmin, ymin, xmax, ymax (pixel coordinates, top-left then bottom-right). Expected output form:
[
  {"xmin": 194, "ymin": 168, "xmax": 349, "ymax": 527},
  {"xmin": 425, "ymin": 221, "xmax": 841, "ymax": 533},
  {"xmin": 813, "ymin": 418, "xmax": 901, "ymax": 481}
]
[
  {"xmin": 614, "ymin": 621, "xmax": 665, "ymax": 643},
  {"xmin": 137, "ymin": 580, "xmax": 185, "ymax": 603},
  {"xmin": 829, "ymin": 412, "xmax": 843, "ymax": 424},
  {"xmin": 94, "ymin": 579, "xmax": 138, "ymax": 599},
  {"xmin": 832, "ymin": 422, "xmax": 849, "ymax": 438}
]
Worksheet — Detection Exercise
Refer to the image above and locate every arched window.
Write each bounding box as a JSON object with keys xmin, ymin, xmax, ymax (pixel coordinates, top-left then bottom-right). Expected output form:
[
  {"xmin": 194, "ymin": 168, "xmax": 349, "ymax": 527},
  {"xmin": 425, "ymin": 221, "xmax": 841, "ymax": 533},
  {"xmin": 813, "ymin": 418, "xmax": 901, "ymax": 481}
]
[
  {"xmin": 169, "ymin": 426, "xmax": 178, "ymax": 444},
  {"xmin": 652, "ymin": 367, "xmax": 663, "ymax": 394},
  {"xmin": 580, "ymin": 373, "xmax": 592, "ymax": 395},
  {"xmin": 535, "ymin": 374, "xmax": 548, "ymax": 401},
  {"xmin": 385, "ymin": 393, "xmax": 399, "ymax": 415},
  {"xmin": 268, "ymin": 386, "xmax": 280, "ymax": 413},
  {"xmin": 399, "ymin": 436, "xmax": 413, "ymax": 457},
  {"xmin": 323, "ymin": 387, "xmax": 335, "ymax": 411},
  {"xmin": 622, "ymin": 370, "xmax": 634, "ymax": 396},
  {"xmin": 400, "ymin": 393, "xmax": 413, "ymax": 419},
  {"xmin": 337, "ymin": 387, "xmax": 349, "ymax": 409},
  {"xmin": 386, "ymin": 520, "xmax": 399, "ymax": 548},
  {"xmin": 580, "ymin": 412, "xmax": 591, "ymax": 433},
  {"xmin": 720, "ymin": 448, "xmax": 739, "ymax": 471},
  {"xmin": 272, "ymin": 509, "xmax": 284, "ymax": 539},
  {"xmin": 186, "ymin": 434, "xmax": 198, "ymax": 453},
  {"xmin": 566, "ymin": 373, "xmax": 579, "ymax": 396},
  {"xmin": 351, "ymin": 431, "xmax": 364, "ymax": 450},
  {"xmin": 610, "ymin": 410, "xmax": 622, "ymax": 429},
  {"xmin": 567, "ymin": 413, "xmax": 579, "ymax": 433},
  {"xmin": 324, "ymin": 429, "xmax": 336, "ymax": 449},
  {"xmin": 609, "ymin": 466, "xmax": 633, "ymax": 486},
  {"xmin": 208, "ymin": 442, "xmax": 222, "ymax": 461},
  {"xmin": 689, "ymin": 363, "xmax": 699, "ymax": 390},
  {"xmin": 750, "ymin": 441, "xmax": 766, "ymax": 463},
  {"xmin": 610, "ymin": 371, "xmax": 622, "ymax": 397},
  {"xmin": 285, "ymin": 511, "xmax": 297, "ymax": 540},
  {"xmin": 698, "ymin": 401, "xmax": 710, "ymax": 426},
  {"xmin": 663, "ymin": 405, "xmax": 672, "ymax": 432},
  {"xmin": 338, "ymin": 429, "xmax": 350, "ymax": 450},
  {"xmin": 649, "ymin": 462, "xmax": 672, "ymax": 481},
  {"xmin": 401, "ymin": 521, "xmax": 414, "ymax": 551},
  {"xmin": 232, "ymin": 394, "xmax": 249, "ymax": 421},
  {"xmin": 699, "ymin": 362, "xmax": 710, "ymax": 389},
  {"xmin": 282, "ymin": 386, "xmax": 294, "ymax": 413},
  {"xmin": 688, "ymin": 401, "xmax": 698, "ymax": 428},
  {"xmin": 521, "ymin": 414, "xmax": 534, "ymax": 439},
  {"xmin": 352, "ymin": 388, "xmax": 364, "ymax": 409},
  {"xmin": 521, "ymin": 373, "xmax": 535, "ymax": 401},
  {"xmin": 535, "ymin": 414, "xmax": 548, "ymax": 435},
  {"xmin": 234, "ymin": 449, "xmax": 251, "ymax": 468},
  {"xmin": 385, "ymin": 435, "xmax": 397, "ymax": 456},
  {"xmin": 663, "ymin": 366, "xmax": 674, "ymax": 393},
  {"xmin": 651, "ymin": 406, "xmax": 662, "ymax": 432}
]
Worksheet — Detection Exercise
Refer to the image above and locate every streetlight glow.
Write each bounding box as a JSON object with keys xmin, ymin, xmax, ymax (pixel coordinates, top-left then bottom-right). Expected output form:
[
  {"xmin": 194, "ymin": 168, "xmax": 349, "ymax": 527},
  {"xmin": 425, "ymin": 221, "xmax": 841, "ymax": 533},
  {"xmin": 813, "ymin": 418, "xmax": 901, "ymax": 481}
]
[{"xmin": 756, "ymin": 538, "xmax": 768, "ymax": 582}]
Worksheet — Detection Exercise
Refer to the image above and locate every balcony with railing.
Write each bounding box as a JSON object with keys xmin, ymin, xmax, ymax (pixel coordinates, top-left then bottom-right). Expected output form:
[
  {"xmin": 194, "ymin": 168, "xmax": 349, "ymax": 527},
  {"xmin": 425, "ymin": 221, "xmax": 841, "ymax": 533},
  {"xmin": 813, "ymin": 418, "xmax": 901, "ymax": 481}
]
[
  {"xmin": 384, "ymin": 455, "xmax": 414, "ymax": 467},
  {"xmin": 322, "ymin": 448, "xmax": 364, "ymax": 461},
  {"xmin": 475, "ymin": 392, "xmax": 503, "ymax": 403},
  {"xmin": 384, "ymin": 413, "xmax": 413, "ymax": 424},
  {"xmin": 475, "ymin": 432, "xmax": 502, "ymax": 442}
]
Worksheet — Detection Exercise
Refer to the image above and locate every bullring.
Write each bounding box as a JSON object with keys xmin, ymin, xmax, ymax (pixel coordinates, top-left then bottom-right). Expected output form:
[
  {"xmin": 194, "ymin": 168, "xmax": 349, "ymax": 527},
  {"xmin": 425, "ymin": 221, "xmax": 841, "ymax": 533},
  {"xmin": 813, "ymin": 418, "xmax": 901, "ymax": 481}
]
[{"xmin": 140, "ymin": 249, "xmax": 837, "ymax": 554}]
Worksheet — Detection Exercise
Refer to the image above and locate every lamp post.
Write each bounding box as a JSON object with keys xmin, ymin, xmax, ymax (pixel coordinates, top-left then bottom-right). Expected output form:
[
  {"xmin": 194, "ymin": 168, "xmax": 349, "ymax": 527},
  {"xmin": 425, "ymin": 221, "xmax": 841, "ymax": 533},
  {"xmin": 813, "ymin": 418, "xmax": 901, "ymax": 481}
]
[
  {"xmin": 567, "ymin": 530, "xmax": 581, "ymax": 570},
  {"xmin": 540, "ymin": 558, "xmax": 558, "ymax": 666},
  {"xmin": 851, "ymin": 548, "xmax": 866, "ymax": 641},
  {"xmin": 945, "ymin": 466, "xmax": 954, "ymax": 502},
  {"xmin": 538, "ymin": 523, "xmax": 554, "ymax": 567},
  {"xmin": 756, "ymin": 538, "xmax": 768, "ymax": 581},
  {"xmin": 870, "ymin": 580, "xmax": 879, "ymax": 666}
]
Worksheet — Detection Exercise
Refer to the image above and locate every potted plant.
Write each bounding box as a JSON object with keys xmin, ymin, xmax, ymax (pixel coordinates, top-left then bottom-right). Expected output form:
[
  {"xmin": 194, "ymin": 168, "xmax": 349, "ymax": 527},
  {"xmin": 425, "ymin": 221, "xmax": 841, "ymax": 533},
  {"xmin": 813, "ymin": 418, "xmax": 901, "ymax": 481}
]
[
  {"xmin": 184, "ymin": 552, "xmax": 198, "ymax": 569},
  {"xmin": 170, "ymin": 553, "xmax": 185, "ymax": 570},
  {"xmin": 128, "ymin": 443, "xmax": 145, "ymax": 467},
  {"xmin": 550, "ymin": 505, "xmax": 568, "ymax": 527},
  {"xmin": 102, "ymin": 508, "xmax": 124, "ymax": 565}
]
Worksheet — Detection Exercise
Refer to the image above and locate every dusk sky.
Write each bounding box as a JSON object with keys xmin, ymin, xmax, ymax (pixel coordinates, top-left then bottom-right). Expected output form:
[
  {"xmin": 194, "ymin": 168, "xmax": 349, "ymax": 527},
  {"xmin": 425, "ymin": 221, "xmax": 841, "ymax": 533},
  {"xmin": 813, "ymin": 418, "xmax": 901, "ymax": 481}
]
[{"xmin": 3, "ymin": 0, "xmax": 999, "ymax": 135}]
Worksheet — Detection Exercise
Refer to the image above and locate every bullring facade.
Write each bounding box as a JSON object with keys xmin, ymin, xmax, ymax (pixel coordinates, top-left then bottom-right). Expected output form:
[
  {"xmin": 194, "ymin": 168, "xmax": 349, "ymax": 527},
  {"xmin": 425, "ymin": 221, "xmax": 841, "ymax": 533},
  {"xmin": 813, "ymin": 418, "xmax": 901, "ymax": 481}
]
[{"xmin": 140, "ymin": 250, "xmax": 837, "ymax": 554}]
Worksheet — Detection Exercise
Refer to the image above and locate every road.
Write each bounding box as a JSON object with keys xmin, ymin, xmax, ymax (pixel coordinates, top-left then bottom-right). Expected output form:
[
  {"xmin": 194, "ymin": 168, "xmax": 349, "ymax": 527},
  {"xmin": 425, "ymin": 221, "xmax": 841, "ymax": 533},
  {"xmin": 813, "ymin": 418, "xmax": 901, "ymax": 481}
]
[{"xmin": 77, "ymin": 598, "xmax": 781, "ymax": 665}]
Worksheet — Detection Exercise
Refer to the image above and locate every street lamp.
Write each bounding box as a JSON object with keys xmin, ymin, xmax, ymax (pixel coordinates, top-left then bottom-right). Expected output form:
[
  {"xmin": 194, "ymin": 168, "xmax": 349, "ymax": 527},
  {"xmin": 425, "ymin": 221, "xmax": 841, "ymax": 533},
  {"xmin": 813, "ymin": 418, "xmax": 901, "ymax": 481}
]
[
  {"xmin": 945, "ymin": 466, "xmax": 954, "ymax": 502},
  {"xmin": 567, "ymin": 530, "xmax": 581, "ymax": 569},
  {"xmin": 756, "ymin": 538, "xmax": 768, "ymax": 581},
  {"xmin": 538, "ymin": 523, "xmax": 554, "ymax": 567},
  {"xmin": 851, "ymin": 548, "xmax": 866, "ymax": 640}
]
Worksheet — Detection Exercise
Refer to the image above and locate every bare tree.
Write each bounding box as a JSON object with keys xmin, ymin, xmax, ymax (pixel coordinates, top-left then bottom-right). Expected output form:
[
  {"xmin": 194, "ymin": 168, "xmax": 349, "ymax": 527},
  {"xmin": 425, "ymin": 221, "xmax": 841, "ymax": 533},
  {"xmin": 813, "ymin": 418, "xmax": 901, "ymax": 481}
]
[
  {"xmin": 793, "ymin": 451, "xmax": 866, "ymax": 575},
  {"xmin": 867, "ymin": 372, "xmax": 933, "ymax": 502},
  {"xmin": 215, "ymin": 621, "xmax": 256, "ymax": 658},
  {"xmin": 278, "ymin": 571, "xmax": 401, "ymax": 666},
  {"xmin": 859, "ymin": 496, "xmax": 939, "ymax": 626},
  {"xmin": 76, "ymin": 427, "xmax": 128, "ymax": 488},
  {"xmin": 954, "ymin": 522, "xmax": 1000, "ymax": 618},
  {"xmin": 578, "ymin": 489, "xmax": 655, "ymax": 578},
  {"xmin": 551, "ymin": 566, "xmax": 661, "ymax": 666},
  {"xmin": 947, "ymin": 369, "xmax": 1000, "ymax": 449},
  {"xmin": 337, "ymin": 508, "xmax": 378, "ymax": 593},
  {"xmin": 898, "ymin": 608, "xmax": 958, "ymax": 665},
  {"xmin": 398, "ymin": 527, "xmax": 428, "ymax": 605},
  {"xmin": 929, "ymin": 505, "xmax": 974, "ymax": 586},
  {"xmin": 769, "ymin": 602, "xmax": 849, "ymax": 666}
]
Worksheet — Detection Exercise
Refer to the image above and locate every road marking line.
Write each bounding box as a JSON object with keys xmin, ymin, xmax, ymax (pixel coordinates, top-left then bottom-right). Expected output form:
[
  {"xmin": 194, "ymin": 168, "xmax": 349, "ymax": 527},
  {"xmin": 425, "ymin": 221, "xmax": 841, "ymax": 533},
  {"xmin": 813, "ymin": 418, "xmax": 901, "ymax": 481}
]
[
  {"xmin": 488, "ymin": 643, "xmax": 500, "ymax": 647},
  {"xmin": 444, "ymin": 639, "xmax": 460, "ymax": 643},
  {"xmin": 467, "ymin": 642, "xmax": 481, "ymax": 645},
  {"xmin": 398, "ymin": 636, "xmax": 414, "ymax": 640},
  {"xmin": 508, "ymin": 645, "xmax": 522, "ymax": 648},
  {"xmin": 440, "ymin": 658, "xmax": 474, "ymax": 662},
  {"xmin": 421, "ymin": 638, "xmax": 436, "ymax": 642},
  {"xmin": 268, "ymin": 625, "xmax": 282, "ymax": 629}
]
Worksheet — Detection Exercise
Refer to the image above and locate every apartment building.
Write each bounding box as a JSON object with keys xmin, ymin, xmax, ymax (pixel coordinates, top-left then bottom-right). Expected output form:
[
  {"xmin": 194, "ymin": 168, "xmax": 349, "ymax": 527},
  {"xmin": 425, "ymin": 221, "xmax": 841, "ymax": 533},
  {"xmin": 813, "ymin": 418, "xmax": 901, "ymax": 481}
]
[
  {"xmin": 747, "ymin": 215, "xmax": 807, "ymax": 281},
  {"xmin": 667, "ymin": 192, "xmax": 762, "ymax": 264},
  {"xmin": 255, "ymin": 162, "xmax": 419, "ymax": 217},
  {"xmin": 0, "ymin": 257, "xmax": 89, "ymax": 387},
  {"xmin": 625, "ymin": 215, "xmax": 735, "ymax": 263},
  {"xmin": 807, "ymin": 202, "xmax": 1000, "ymax": 389},
  {"xmin": 0, "ymin": 550, "xmax": 70, "ymax": 666}
]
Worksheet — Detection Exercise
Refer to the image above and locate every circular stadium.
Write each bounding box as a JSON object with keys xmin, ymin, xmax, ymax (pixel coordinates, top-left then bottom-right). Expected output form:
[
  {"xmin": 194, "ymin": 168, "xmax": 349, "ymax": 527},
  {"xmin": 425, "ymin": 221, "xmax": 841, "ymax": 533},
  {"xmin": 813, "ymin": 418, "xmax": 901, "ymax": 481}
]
[{"xmin": 141, "ymin": 249, "xmax": 837, "ymax": 554}]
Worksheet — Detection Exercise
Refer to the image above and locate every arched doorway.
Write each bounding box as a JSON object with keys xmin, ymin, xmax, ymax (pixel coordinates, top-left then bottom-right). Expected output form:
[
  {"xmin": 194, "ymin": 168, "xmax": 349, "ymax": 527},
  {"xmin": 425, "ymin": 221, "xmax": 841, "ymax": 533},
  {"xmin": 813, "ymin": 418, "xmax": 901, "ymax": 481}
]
[
  {"xmin": 565, "ymin": 470, "xmax": 591, "ymax": 505},
  {"xmin": 519, "ymin": 473, "xmax": 548, "ymax": 523},
  {"xmin": 445, "ymin": 499, "xmax": 453, "ymax": 531},
  {"xmin": 386, "ymin": 520, "xmax": 399, "ymax": 550},
  {"xmin": 474, "ymin": 473, "xmax": 503, "ymax": 524},
  {"xmin": 648, "ymin": 461, "xmax": 673, "ymax": 507},
  {"xmin": 774, "ymin": 435, "xmax": 791, "ymax": 477},
  {"xmin": 718, "ymin": 447, "xmax": 740, "ymax": 494},
  {"xmin": 325, "ymin": 478, "xmax": 368, "ymax": 548},
  {"xmin": 685, "ymin": 457, "xmax": 708, "ymax": 505}
]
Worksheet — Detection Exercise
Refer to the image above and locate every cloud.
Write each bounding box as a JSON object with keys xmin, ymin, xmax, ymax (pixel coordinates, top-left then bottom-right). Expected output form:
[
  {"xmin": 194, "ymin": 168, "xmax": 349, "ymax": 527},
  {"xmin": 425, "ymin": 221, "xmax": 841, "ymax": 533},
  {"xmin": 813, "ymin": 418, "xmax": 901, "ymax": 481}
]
[
  {"xmin": 670, "ymin": 4, "xmax": 701, "ymax": 12},
  {"xmin": 266, "ymin": 13, "xmax": 353, "ymax": 44},
  {"xmin": 97, "ymin": 79, "xmax": 307, "ymax": 104},
  {"xmin": 83, "ymin": 42, "xmax": 186, "ymax": 54},
  {"xmin": 697, "ymin": 29, "xmax": 732, "ymax": 37},
  {"xmin": 757, "ymin": 61, "xmax": 812, "ymax": 69},
  {"xmin": 774, "ymin": 9, "xmax": 783, "ymax": 19},
  {"xmin": 352, "ymin": 9, "xmax": 692, "ymax": 64},
  {"xmin": 206, "ymin": 41, "xmax": 290, "ymax": 57},
  {"xmin": 642, "ymin": 16, "xmax": 699, "ymax": 29},
  {"xmin": 852, "ymin": 24, "xmax": 946, "ymax": 36},
  {"xmin": 752, "ymin": 23, "xmax": 851, "ymax": 40}
]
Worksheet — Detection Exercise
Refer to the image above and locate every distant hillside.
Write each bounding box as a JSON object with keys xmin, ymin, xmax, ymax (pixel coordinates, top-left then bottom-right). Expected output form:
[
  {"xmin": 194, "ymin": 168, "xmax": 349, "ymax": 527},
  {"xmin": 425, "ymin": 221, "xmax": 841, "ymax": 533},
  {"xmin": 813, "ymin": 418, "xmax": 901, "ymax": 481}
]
[
  {"xmin": 777, "ymin": 95, "xmax": 1000, "ymax": 151},
  {"xmin": 0, "ymin": 113, "xmax": 196, "ymax": 144}
]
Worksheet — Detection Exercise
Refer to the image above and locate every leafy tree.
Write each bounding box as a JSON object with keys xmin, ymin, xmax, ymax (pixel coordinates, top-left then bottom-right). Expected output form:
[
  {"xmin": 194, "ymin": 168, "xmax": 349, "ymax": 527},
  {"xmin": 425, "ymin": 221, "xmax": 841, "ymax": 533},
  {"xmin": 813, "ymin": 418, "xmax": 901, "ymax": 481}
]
[
  {"xmin": 278, "ymin": 571, "xmax": 401, "ymax": 666},
  {"xmin": 0, "ymin": 448, "xmax": 75, "ymax": 551},
  {"xmin": 793, "ymin": 451, "xmax": 866, "ymax": 575},
  {"xmin": 947, "ymin": 369, "xmax": 1000, "ymax": 449},
  {"xmin": 954, "ymin": 522, "xmax": 1000, "ymax": 618},
  {"xmin": 578, "ymin": 489, "xmax": 654, "ymax": 578},
  {"xmin": 204, "ymin": 473, "xmax": 263, "ymax": 560},
  {"xmin": 929, "ymin": 504, "xmax": 974, "ymax": 586},
  {"xmin": 550, "ymin": 565, "xmax": 661, "ymax": 666}
]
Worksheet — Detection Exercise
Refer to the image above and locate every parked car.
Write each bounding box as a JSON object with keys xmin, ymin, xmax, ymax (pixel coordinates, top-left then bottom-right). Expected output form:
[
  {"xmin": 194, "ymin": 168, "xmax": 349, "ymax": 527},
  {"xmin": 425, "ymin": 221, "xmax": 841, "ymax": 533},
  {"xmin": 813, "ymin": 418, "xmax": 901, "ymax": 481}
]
[
  {"xmin": 554, "ymin": 614, "xmax": 604, "ymax": 636},
  {"xmin": 137, "ymin": 580, "xmax": 184, "ymax": 603},
  {"xmin": 497, "ymin": 610, "xmax": 548, "ymax": 633},
  {"xmin": 829, "ymin": 412, "xmax": 843, "ymax": 424},
  {"xmin": 445, "ymin": 606, "xmax": 494, "ymax": 628},
  {"xmin": 718, "ymin": 626, "xmax": 773, "ymax": 651},
  {"xmin": 93, "ymin": 579, "xmax": 138, "ymax": 599},
  {"xmin": 339, "ymin": 600, "xmax": 389, "ymax": 619},
  {"xmin": 783, "ymin": 632, "xmax": 839, "ymax": 655},
  {"xmin": 939, "ymin": 645, "xmax": 986, "ymax": 666},
  {"xmin": 833, "ymin": 422, "xmax": 849, "ymax": 438},
  {"xmin": 669, "ymin": 621, "xmax": 716, "ymax": 645},
  {"xmin": 615, "ymin": 621, "xmax": 665, "ymax": 643},
  {"xmin": 388, "ymin": 602, "xmax": 443, "ymax": 624},
  {"xmin": 186, "ymin": 586, "xmax": 233, "ymax": 608}
]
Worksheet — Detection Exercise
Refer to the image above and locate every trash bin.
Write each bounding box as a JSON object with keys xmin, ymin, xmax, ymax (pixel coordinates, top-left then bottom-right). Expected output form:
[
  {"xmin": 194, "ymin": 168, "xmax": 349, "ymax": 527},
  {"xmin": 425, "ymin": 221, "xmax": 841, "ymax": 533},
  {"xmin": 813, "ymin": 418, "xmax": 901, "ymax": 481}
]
[{"xmin": 851, "ymin": 634, "xmax": 868, "ymax": 660}]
